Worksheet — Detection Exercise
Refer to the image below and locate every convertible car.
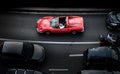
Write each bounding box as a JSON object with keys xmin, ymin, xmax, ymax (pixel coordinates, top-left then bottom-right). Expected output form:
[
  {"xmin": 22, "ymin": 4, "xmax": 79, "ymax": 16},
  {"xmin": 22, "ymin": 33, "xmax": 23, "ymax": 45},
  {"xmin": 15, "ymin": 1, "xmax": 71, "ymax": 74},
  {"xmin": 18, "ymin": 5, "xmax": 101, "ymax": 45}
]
[{"xmin": 37, "ymin": 16, "xmax": 84, "ymax": 35}]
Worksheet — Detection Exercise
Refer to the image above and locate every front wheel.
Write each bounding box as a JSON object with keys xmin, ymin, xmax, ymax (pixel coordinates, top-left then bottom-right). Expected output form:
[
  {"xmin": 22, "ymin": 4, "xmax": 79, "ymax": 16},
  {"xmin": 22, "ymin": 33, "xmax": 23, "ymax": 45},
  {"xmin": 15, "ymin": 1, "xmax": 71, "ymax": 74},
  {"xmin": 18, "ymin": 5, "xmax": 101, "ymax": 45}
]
[
  {"xmin": 45, "ymin": 31, "xmax": 51, "ymax": 35},
  {"xmin": 71, "ymin": 31, "xmax": 77, "ymax": 35}
]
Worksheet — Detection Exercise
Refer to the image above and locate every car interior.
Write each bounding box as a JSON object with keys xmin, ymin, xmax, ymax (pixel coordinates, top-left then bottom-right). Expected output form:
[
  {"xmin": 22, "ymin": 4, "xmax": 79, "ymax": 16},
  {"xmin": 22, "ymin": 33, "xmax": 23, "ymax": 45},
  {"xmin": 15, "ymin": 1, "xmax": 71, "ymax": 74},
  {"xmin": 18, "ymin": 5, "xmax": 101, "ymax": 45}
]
[{"xmin": 59, "ymin": 17, "xmax": 66, "ymax": 29}]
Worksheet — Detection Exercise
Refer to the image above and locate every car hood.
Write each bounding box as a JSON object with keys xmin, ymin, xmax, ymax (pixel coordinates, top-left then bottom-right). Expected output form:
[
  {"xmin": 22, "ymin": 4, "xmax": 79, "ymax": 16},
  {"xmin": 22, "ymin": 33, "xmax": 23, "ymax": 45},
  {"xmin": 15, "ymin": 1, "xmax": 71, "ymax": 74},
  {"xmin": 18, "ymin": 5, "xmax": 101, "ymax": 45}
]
[{"xmin": 38, "ymin": 16, "xmax": 53, "ymax": 28}]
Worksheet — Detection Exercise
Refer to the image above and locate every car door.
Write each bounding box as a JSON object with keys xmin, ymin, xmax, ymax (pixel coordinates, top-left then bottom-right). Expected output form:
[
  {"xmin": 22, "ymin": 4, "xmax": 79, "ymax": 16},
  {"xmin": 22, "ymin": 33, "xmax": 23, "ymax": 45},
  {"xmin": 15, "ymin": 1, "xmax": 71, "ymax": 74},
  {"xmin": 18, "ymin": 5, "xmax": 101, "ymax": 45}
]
[
  {"xmin": 59, "ymin": 27, "xmax": 69, "ymax": 33},
  {"xmin": 51, "ymin": 24, "xmax": 67, "ymax": 33},
  {"xmin": 51, "ymin": 27, "xmax": 62, "ymax": 33}
]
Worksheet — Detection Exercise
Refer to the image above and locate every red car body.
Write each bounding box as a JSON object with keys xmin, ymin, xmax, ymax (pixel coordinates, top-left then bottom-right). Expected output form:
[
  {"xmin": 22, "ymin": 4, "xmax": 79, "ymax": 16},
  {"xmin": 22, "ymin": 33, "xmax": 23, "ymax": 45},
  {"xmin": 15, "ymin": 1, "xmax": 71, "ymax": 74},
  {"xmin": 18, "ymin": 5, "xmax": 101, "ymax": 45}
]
[{"xmin": 37, "ymin": 16, "xmax": 84, "ymax": 34}]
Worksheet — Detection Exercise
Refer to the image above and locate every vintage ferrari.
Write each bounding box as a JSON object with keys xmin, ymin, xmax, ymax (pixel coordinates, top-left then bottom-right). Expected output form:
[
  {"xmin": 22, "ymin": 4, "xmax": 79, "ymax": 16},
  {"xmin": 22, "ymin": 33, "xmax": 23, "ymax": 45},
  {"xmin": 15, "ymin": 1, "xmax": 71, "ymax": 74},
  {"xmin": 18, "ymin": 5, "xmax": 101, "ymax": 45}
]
[{"xmin": 37, "ymin": 16, "xmax": 84, "ymax": 35}]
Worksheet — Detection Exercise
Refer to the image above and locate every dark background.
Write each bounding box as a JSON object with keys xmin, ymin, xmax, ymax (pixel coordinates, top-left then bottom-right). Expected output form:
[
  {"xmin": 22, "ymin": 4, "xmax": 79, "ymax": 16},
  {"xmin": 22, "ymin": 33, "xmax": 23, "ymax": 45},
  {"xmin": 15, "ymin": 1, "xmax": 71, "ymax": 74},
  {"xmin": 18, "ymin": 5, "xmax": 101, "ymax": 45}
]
[
  {"xmin": 0, "ymin": 0, "xmax": 119, "ymax": 10},
  {"xmin": 0, "ymin": 0, "xmax": 119, "ymax": 74}
]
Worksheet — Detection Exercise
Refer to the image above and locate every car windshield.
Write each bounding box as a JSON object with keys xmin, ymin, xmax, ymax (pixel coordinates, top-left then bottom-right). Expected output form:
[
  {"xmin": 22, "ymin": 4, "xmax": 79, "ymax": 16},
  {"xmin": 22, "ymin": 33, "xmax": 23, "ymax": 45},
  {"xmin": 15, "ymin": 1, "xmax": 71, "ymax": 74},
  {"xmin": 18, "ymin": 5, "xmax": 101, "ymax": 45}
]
[
  {"xmin": 50, "ymin": 17, "xmax": 59, "ymax": 28},
  {"xmin": 50, "ymin": 17, "xmax": 66, "ymax": 29},
  {"xmin": 116, "ymin": 13, "xmax": 120, "ymax": 22}
]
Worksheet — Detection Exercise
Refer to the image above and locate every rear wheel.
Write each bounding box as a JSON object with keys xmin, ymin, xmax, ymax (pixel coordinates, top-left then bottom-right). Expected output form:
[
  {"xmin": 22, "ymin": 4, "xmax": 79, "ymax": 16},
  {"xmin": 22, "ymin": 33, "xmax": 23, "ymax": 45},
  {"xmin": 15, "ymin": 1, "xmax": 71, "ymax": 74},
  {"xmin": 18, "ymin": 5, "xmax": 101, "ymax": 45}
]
[{"xmin": 71, "ymin": 31, "xmax": 77, "ymax": 35}]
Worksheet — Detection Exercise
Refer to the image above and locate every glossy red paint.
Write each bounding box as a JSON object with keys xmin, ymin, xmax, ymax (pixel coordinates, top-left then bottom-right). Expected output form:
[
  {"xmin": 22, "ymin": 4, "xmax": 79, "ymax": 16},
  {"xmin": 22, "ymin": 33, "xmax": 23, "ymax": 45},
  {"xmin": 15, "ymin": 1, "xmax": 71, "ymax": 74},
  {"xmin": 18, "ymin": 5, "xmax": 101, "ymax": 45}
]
[{"xmin": 37, "ymin": 16, "xmax": 84, "ymax": 34}]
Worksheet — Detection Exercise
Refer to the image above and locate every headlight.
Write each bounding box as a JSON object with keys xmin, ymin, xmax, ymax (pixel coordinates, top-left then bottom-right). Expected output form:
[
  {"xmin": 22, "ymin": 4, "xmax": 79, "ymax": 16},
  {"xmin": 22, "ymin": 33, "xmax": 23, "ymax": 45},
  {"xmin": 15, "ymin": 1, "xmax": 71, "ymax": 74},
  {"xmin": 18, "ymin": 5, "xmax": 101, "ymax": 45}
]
[{"xmin": 111, "ymin": 23, "xmax": 117, "ymax": 26}]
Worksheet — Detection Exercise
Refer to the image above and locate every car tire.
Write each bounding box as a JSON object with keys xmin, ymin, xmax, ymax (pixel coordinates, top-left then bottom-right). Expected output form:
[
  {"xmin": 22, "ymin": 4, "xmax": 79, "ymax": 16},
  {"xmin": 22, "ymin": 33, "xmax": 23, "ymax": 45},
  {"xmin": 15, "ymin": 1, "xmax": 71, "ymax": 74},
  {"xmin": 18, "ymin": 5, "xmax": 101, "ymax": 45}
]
[
  {"xmin": 45, "ymin": 31, "xmax": 51, "ymax": 35},
  {"xmin": 71, "ymin": 31, "xmax": 77, "ymax": 35}
]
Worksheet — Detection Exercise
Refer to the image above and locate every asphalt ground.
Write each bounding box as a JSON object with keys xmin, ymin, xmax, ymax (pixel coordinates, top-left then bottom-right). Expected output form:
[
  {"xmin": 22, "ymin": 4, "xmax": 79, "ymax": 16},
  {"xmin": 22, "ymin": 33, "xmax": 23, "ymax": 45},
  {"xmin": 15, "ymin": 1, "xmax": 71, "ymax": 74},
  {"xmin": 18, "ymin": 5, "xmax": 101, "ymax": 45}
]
[{"xmin": 0, "ymin": 12, "xmax": 120, "ymax": 74}]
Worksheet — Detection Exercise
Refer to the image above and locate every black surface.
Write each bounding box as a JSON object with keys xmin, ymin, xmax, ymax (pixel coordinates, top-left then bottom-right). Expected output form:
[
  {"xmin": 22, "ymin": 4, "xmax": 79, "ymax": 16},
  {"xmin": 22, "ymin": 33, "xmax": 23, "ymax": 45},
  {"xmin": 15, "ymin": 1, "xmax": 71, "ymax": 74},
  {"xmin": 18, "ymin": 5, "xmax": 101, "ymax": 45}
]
[
  {"xmin": 0, "ymin": 0, "xmax": 120, "ymax": 9},
  {"xmin": 0, "ymin": 0, "xmax": 120, "ymax": 14},
  {"xmin": 0, "ymin": 12, "xmax": 120, "ymax": 74}
]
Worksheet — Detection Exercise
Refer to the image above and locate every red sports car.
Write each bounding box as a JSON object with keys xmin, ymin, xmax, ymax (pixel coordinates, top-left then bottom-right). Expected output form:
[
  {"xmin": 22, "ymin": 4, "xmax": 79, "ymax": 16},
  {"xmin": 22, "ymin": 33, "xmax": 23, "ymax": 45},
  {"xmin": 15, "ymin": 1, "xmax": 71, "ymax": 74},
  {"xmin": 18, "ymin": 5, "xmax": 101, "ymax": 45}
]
[{"xmin": 37, "ymin": 16, "xmax": 84, "ymax": 35}]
